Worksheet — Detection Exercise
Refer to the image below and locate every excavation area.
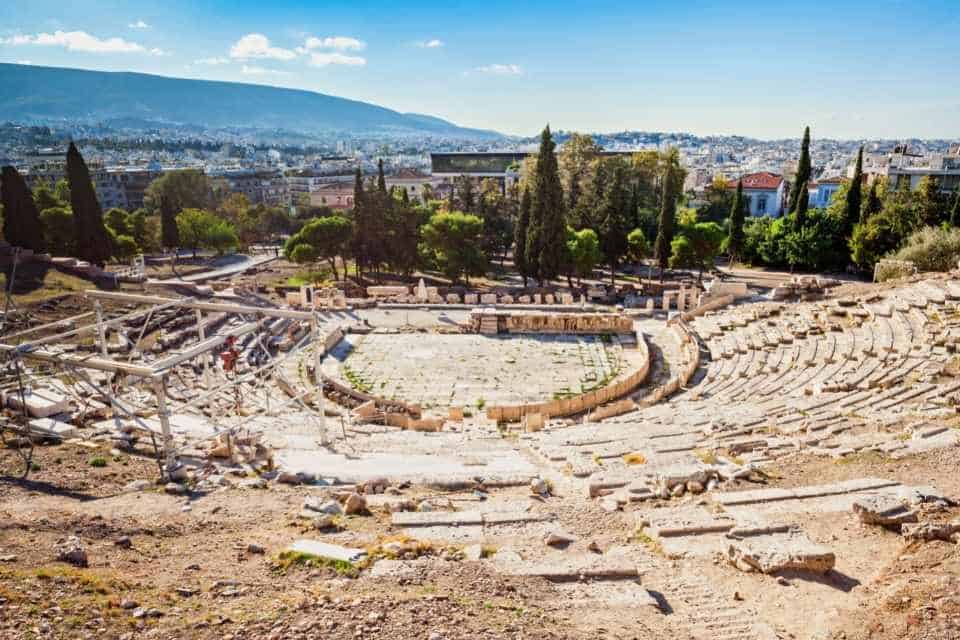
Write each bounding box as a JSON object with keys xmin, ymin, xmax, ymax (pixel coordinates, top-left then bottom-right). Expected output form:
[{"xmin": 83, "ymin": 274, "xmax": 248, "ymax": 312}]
[{"xmin": 2, "ymin": 276, "xmax": 960, "ymax": 640}]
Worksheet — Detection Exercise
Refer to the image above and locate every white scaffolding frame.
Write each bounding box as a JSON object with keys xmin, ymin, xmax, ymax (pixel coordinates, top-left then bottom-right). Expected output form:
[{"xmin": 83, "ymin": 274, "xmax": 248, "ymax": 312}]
[{"xmin": 0, "ymin": 290, "xmax": 328, "ymax": 477}]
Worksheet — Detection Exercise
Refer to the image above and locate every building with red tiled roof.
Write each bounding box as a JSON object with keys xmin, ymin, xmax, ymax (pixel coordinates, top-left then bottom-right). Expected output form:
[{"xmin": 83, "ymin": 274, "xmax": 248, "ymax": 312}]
[
  {"xmin": 808, "ymin": 176, "xmax": 845, "ymax": 208},
  {"xmin": 727, "ymin": 172, "xmax": 786, "ymax": 217}
]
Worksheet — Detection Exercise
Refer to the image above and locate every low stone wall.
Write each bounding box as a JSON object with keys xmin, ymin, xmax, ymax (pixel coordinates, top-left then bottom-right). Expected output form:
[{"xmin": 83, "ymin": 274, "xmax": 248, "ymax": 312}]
[
  {"xmin": 469, "ymin": 310, "xmax": 634, "ymax": 335},
  {"xmin": 678, "ymin": 294, "xmax": 735, "ymax": 323},
  {"xmin": 485, "ymin": 331, "xmax": 650, "ymax": 423},
  {"xmin": 639, "ymin": 320, "xmax": 700, "ymax": 407}
]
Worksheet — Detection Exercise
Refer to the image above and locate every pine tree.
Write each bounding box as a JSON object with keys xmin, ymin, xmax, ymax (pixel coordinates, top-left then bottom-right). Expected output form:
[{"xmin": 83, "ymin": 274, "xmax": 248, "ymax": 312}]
[
  {"xmin": 862, "ymin": 180, "xmax": 882, "ymax": 222},
  {"xmin": 160, "ymin": 194, "xmax": 179, "ymax": 250},
  {"xmin": 843, "ymin": 146, "xmax": 863, "ymax": 236},
  {"xmin": 514, "ymin": 186, "xmax": 532, "ymax": 287},
  {"xmin": 653, "ymin": 165, "xmax": 676, "ymax": 280},
  {"xmin": 727, "ymin": 179, "xmax": 745, "ymax": 263},
  {"xmin": 527, "ymin": 125, "xmax": 566, "ymax": 284},
  {"xmin": 788, "ymin": 126, "xmax": 812, "ymax": 225},
  {"xmin": 66, "ymin": 143, "xmax": 112, "ymax": 266},
  {"xmin": 0, "ymin": 165, "xmax": 46, "ymax": 252}
]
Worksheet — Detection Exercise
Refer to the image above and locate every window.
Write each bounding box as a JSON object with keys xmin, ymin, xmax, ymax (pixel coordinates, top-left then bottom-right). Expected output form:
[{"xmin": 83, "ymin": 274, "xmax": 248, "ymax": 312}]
[{"xmin": 757, "ymin": 195, "xmax": 768, "ymax": 213}]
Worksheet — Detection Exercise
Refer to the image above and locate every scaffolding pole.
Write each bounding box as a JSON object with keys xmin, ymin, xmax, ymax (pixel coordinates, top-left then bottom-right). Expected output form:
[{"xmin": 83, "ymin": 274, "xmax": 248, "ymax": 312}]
[
  {"xmin": 153, "ymin": 376, "xmax": 176, "ymax": 473},
  {"xmin": 311, "ymin": 314, "xmax": 327, "ymax": 445}
]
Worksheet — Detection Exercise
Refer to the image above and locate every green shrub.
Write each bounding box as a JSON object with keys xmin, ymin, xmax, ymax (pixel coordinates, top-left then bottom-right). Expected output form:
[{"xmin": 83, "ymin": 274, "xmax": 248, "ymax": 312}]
[
  {"xmin": 88, "ymin": 457, "xmax": 107, "ymax": 468},
  {"xmin": 890, "ymin": 225, "xmax": 960, "ymax": 273}
]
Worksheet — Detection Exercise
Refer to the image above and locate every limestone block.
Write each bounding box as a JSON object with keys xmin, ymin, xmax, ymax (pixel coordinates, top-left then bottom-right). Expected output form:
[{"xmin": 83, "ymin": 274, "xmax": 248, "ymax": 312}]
[
  {"xmin": 446, "ymin": 293, "xmax": 461, "ymax": 304},
  {"xmin": 448, "ymin": 406, "xmax": 464, "ymax": 421},
  {"xmin": 532, "ymin": 294, "xmax": 542, "ymax": 304},
  {"xmin": 480, "ymin": 293, "xmax": 497, "ymax": 305},
  {"xmin": 544, "ymin": 294, "xmax": 555, "ymax": 304},
  {"xmin": 518, "ymin": 295, "xmax": 531, "ymax": 303},
  {"xmin": 500, "ymin": 294, "xmax": 514, "ymax": 304},
  {"xmin": 727, "ymin": 535, "xmax": 835, "ymax": 574},
  {"xmin": 4, "ymin": 388, "xmax": 71, "ymax": 418},
  {"xmin": 560, "ymin": 293, "xmax": 574, "ymax": 305},
  {"xmin": 852, "ymin": 495, "xmax": 918, "ymax": 527},
  {"xmin": 367, "ymin": 285, "xmax": 409, "ymax": 297},
  {"xmin": 464, "ymin": 294, "xmax": 479, "ymax": 305},
  {"xmin": 523, "ymin": 412, "xmax": 545, "ymax": 432}
]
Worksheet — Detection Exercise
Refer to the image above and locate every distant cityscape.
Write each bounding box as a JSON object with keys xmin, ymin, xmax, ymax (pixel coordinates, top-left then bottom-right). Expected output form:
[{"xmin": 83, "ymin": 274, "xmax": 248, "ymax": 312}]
[{"xmin": 2, "ymin": 119, "xmax": 958, "ymax": 216}]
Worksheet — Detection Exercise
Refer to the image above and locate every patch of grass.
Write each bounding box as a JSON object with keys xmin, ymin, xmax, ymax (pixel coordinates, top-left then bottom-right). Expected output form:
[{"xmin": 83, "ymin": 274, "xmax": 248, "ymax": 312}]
[
  {"xmin": 632, "ymin": 530, "xmax": 663, "ymax": 556},
  {"xmin": 694, "ymin": 449, "xmax": 718, "ymax": 465},
  {"xmin": 623, "ymin": 452, "xmax": 647, "ymax": 465},
  {"xmin": 475, "ymin": 397, "xmax": 486, "ymax": 410},
  {"xmin": 272, "ymin": 551, "xmax": 358, "ymax": 577},
  {"xmin": 88, "ymin": 457, "xmax": 108, "ymax": 468}
]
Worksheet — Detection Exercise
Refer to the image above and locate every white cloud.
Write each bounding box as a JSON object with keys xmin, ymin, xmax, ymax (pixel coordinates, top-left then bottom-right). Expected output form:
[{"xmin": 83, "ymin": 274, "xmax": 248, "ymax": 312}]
[
  {"xmin": 128, "ymin": 20, "xmax": 150, "ymax": 30},
  {"xmin": 149, "ymin": 48, "xmax": 169, "ymax": 56},
  {"xmin": 1, "ymin": 30, "xmax": 158, "ymax": 55},
  {"xmin": 299, "ymin": 35, "xmax": 365, "ymax": 52},
  {"xmin": 241, "ymin": 64, "xmax": 293, "ymax": 77},
  {"xmin": 475, "ymin": 63, "xmax": 523, "ymax": 76},
  {"xmin": 16, "ymin": 59, "xmax": 32, "ymax": 65},
  {"xmin": 308, "ymin": 52, "xmax": 366, "ymax": 67},
  {"xmin": 194, "ymin": 56, "xmax": 229, "ymax": 65},
  {"xmin": 229, "ymin": 33, "xmax": 296, "ymax": 61},
  {"xmin": 415, "ymin": 39, "xmax": 443, "ymax": 49}
]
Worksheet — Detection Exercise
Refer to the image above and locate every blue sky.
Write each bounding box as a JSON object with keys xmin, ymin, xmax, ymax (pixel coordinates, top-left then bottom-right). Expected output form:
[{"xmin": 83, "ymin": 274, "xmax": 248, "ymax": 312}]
[{"xmin": 2, "ymin": 0, "xmax": 958, "ymax": 139}]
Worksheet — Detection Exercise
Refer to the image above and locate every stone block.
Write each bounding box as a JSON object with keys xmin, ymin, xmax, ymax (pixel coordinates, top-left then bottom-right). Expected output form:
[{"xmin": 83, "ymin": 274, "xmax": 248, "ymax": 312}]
[
  {"xmin": 4, "ymin": 388, "xmax": 71, "ymax": 418},
  {"xmin": 286, "ymin": 539, "xmax": 367, "ymax": 564},
  {"xmin": 446, "ymin": 293, "xmax": 461, "ymax": 304},
  {"xmin": 464, "ymin": 294, "xmax": 479, "ymax": 305},
  {"xmin": 480, "ymin": 293, "xmax": 497, "ymax": 305},
  {"xmin": 727, "ymin": 535, "xmax": 835, "ymax": 574}
]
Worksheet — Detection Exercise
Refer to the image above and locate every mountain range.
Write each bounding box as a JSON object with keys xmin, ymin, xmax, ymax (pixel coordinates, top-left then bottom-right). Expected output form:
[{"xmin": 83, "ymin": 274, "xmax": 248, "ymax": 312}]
[{"xmin": 0, "ymin": 63, "xmax": 503, "ymax": 139}]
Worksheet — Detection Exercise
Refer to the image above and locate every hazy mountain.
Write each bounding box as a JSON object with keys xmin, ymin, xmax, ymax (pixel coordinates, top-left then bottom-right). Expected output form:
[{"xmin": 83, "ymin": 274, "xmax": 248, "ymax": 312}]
[{"xmin": 0, "ymin": 63, "xmax": 503, "ymax": 139}]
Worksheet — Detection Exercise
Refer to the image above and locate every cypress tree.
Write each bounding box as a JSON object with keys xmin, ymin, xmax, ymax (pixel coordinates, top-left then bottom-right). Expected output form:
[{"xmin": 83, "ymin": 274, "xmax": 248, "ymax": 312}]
[
  {"xmin": 597, "ymin": 160, "xmax": 630, "ymax": 286},
  {"xmin": 727, "ymin": 179, "xmax": 745, "ymax": 263},
  {"xmin": 514, "ymin": 186, "xmax": 532, "ymax": 287},
  {"xmin": 66, "ymin": 143, "xmax": 111, "ymax": 266},
  {"xmin": 951, "ymin": 189, "xmax": 960, "ymax": 227},
  {"xmin": 843, "ymin": 146, "xmax": 863, "ymax": 236},
  {"xmin": 0, "ymin": 165, "xmax": 46, "ymax": 252},
  {"xmin": 788, "ymin": 126, "xmax": 812, "ymax": 224},
  {"xmin": 160, "ymin": 194, "xmax": 179, "ymax": 250},
  {"xmin": 376, "ymin": 159, "xmax": 387, "ymax": 194},
  {"xmin": 862, "ymin": 181, "xmax": 882, "ymax": 223},
  {"xmin": 528, "ymin": 125, "xmax": 566, "ymax": 284},
  {"xmin": 653, "ymin": 165, "xmax": 676, "ymax": 280},
  {"xmin": 351, "ymin": 168, "xmax": 366, "ymax": 277}
]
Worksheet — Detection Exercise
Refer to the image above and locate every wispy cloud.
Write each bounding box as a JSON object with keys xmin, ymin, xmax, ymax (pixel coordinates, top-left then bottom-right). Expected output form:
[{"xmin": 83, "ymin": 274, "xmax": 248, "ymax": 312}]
[
  {"xmin": 229, "ymin": 33, "xmax": 296, "ymax": 61},
  {"xmin": 128, "ymin": 20, "xmax": 150, "ymax": 30},
  {"xmin": 414, "ymin": 39, "xmax": 444, "ymax": 49},
  {"xmin": 1, "ymin": 30, "xmax": 165, "ymax": 55},
  {"xmin": 308, "ymin": 52, "xmax": 366, "ymax": 67},
  {"xmin": 474, "ymin": 63, "xmax": 523, "ymax": 76},
  {"xmin": 16, "ymin": 59, "xmax": 32, "ymax": 65},
  {"xmin": 300, "ymin": 35, "xmax": 365, "ymax": 52},
  {"xmin": 241, "ymin": 64, "xmax": 293, "ymax": 77},
  {"xmin": 193, "ymin": 56, "xmax": 229, "ymax": 66}
]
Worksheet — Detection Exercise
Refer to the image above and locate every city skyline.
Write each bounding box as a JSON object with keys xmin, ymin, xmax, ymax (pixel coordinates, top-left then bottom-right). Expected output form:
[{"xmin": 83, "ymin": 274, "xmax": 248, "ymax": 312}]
[{"xmin": 1, "ymin": 0, "xmax": 959, "ymax": 140}]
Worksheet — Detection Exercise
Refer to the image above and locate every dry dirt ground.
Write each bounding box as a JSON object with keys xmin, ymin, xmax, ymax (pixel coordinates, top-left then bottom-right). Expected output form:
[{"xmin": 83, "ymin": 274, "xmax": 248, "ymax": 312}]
[{"xmin": 2, "ymin": 437, "xmax": 959, "ymax": 640}]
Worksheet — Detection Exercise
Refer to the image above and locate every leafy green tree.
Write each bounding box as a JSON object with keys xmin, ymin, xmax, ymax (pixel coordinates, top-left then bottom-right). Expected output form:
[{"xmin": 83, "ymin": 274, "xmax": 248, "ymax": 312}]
[
  {"xmin": 455, "ymin": 174, "xmax": 476, "ymax": 213},
  {"xmin": 130, "ymin": 208, "xmax": 160, "ymax": 253},
  {"xmin": 558, "ymin": 132, "xmax": 601, "ymax": 213},
  {"xmin": 0, "ymin": 165, "xmax": 46, "ymax": 252},
  {"xmin": 697, "ymin": 176, "xmax": 733, "ymax": 224},
  {"xmin": 653, "ymin": 163, "xmax": 677, "ymax": 279},
  {"xmin": 420, "ymin": 211, "xmax": 486, "ymax": 284},
  {"xmin": 33, "ymin": 179, "xmax": 64, "ymax": 212},
  {"xmin": 104, "ymin": 207, "xmax": 133, "ymax": 237},
  {"xmin": 66, "ymin": 143, "xmax": 112, "ymax": 265},
  {"xmin": 39, "ymin": 206, "xmax": 75, "ymax": 256},
  {"xmin": 626, "ymin": 228, "xmax": 649, "ymax": 273},
  {"xmin": 842, "ymin": 147, "xmax": 863, "ymax": 237},
  {"xmin": 176, "ymin": 208, "xmax": 238, "ymax": 257},
  {"xmin": 53, "ymin": 179, "xmax": 71, "ymax": 206},
  {"xmin": 892, "ymin": 226, "xmax": 960, "ymax": 273},
  {"xmin": 669, "ymin": 221, "xmax": 725, "ymax": 280},
  {"xmin": 284, "ymin": 215, "xmax": 353, "ymax": 280},
  {"xmin": 787, "ymin": 126, "xmax": 812, "ymax": 225},
  {"xmin": 850, "ymin": 182, "xmax": 919, "ymax": 269},
  {"xmin": 527, "ymin": 125, "xmax": 566, "ymax": 284},
  {"xmin": 727, "ymin": 179, "xmax": 746, "ymax": 263},
  {"xmin": 144, "ymin": 169, "xmax": 212, "ymax": 213},
  {"xmin": 477, "ymin": 178, "xmax": 514, "ymax": 265},
  {"xmin": 741, "ymin": 216, "xmax": 773, "ymax": 265},
  {"xmin": 566, "ymin": 227, "xmax": 601, "ymax": 286},
  {"xmin": 112, "ymin": 234, "xmax": 139, "ymax": 262},
  {"xmin": 514, "ymin": 186, "xmax": 532, "ymax": 286}
]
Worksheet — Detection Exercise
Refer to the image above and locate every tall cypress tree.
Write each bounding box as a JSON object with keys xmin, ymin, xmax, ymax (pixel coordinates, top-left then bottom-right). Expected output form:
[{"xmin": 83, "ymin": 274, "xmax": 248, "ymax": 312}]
[
  {"xmin": 527, "ymin": 125, "xmax": 565, "ymax": 284},
  {"xmin": 160, "ymin": 194, "xmax": 179, "ymax": 250},
  {"xmin": 727, "ymin": 179, "xmax": 745, "ymax": 263},
  {"xmin": 0, "ymin": 165, "xmax": 46, "ymax": 252},
  {"xmin": 376, "ymin": 159, "xmax": 387, "ymax": 194},
  {"xmin": 843, "ymin": 146, "xmax": 863, "ymax": 236},
  {"xmin": 862, "ymin": 180, "xmax": 882, "ymax": 223},
  {"xmin": 66, "ymin": 143, "xmax": 112, "ymax": 266},
  {"xmin": 514, "ymin": 186, "xmax": 531, "ymax": 287},
  {"xmin": 351, "ymin": 167, "xmax": 367, "ymax": 277},
  {"xmin": 951, "ymin": 189, "xmax": 960, "ymax": 227},
  {"xmin": 653, "ymin": 165, "xmax": 676, "ymax": 280},
  {"xmin": 597, "ymin": 160, "xmax": 630, "ymax": 286},
  {"xmin": 788, "ymin": 126, "xmax": 812, "ymax": 225}
]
